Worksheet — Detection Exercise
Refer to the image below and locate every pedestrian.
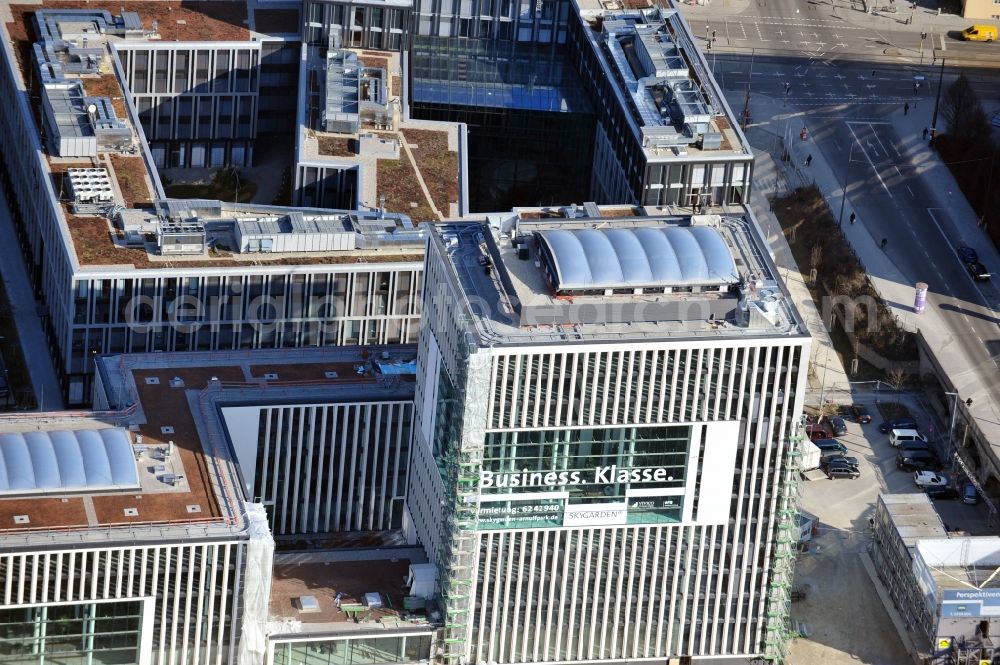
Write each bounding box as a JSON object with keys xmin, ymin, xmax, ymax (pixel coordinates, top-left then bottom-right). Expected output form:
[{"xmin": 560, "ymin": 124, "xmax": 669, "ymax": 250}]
[
  {"xmin": 923, "ymin": 127, "xmax": 928, "ymax": 141},
  {"xmin": 871, "ymin": 69, "xmax": 876, "ymax": 78},
  {"xmin": 881, "ymin": 237, "xmax": 888, "ymax": 250},
  {"xmin": 904, "ymin": 102, "xmax": 910, "ymax": 115},
  {"xmin": 850, "ymin": 212, "xmax": 856, "ymax": 225},
  {"xmin": 805, "ymin": 154, "xmax": 813, "ymax": 167}
]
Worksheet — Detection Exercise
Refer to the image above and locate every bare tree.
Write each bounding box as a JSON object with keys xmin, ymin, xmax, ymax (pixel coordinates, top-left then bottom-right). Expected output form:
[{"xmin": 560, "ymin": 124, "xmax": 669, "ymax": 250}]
[
  {"xmin": 885, "ymin": 366, "xmax": 907, "ymax": 392},
  {"xmin": 942, "ymin": 74, "xmax": 994, "ymax": 155},
  {"xmin": 810, "ymin": 243, "xmax": 822, "ymax": 271}
]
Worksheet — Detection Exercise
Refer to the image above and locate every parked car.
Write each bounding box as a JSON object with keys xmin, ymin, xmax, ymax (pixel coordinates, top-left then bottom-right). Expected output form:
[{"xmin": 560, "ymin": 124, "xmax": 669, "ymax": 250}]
[
  {"xmin": 879, "ymin": 417, "xmax": 918, "ymax": 433},
  {"xmin": 850, "ymin": 404, "xmax": 872, "ymax": 424},
  {"xmin": 899, "ymin": 440, "xmax": 932, "ymax": 453},
  {"xmin": 897, "ymin": 452, "xmax": 939, "ymax": 472},
  {"xmin": 826, "ymin": 416, "xmax": 848, "ymax": 437},
  {"xmin": 966, "ymin": 260, "xmax": 991, "ymax": 281},
  {"xmin": 963, "ymin": 483, "xmax": 979, "ymax": 505},
  {"xmin": 805, "ymin": 423, "xmax": 830, "ymax": 441},
  {"xmin": 925, "ymin": 486, "xmax": 958, "ymax": 500},
  {"xmin": 958, "ymin": 245, "xmax": 979, "ymax": 263},
  {"xmin": 814, "ymin": 438, "xmax": 848, "ymax": 455},
  {"xmin": 822, "ymin": 454, "xmax": 859, "ymax": 469},
  {"xmin": 890, "ymin": 429, "xmax": 928, "ymax": 447},
  {"xmin": 914, "ymin": 471, "xmax": 949, "ymax": 488},
  {"xmin": 827, "ymin": 463, "xmax": 861, "ymax": 479}
]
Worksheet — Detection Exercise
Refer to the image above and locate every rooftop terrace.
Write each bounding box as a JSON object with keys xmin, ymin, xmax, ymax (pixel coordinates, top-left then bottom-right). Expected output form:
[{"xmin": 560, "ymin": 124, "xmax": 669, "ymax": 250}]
[
  {"xmin": 298, "ymin": 45, "xmax": 463, "ymax": 221},
  {"xmin": 434, "ymin": 204, "xmax": 807, "ymax": 345},
  {"xmin": 8, "ymin": 2, "xmax": 250, "ymax": 45},
  {"xmin": 268, "ymin": 550, "xmax": 437, "ymax": 634},
  {"xmin": 7, "ymin": 5, "xmax": 429, "ymax": 271},
  {"xmin": 0, "ymin": 344, "xmax": 422, "ymax": 547}
]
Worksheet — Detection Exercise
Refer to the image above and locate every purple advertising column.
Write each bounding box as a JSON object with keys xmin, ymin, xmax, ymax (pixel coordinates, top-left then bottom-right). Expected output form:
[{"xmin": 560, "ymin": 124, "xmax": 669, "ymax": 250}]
[{"xmin": 914, "ymin": 282, "xmax": 928, "ymax": 313}]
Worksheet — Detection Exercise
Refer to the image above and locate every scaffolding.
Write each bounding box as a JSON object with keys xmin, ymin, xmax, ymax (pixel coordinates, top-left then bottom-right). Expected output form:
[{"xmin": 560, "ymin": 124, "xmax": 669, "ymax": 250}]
[
  {"xmin": 435, "ymin": 343, "xmax": 492, "ymax": 664},
  {"xmin": 868, "ymin": 494, "xmax": 945, "ymax": 647},
  {"xmin": 763, "ymin": 435, "xmax": 803, "ymax": 663}
]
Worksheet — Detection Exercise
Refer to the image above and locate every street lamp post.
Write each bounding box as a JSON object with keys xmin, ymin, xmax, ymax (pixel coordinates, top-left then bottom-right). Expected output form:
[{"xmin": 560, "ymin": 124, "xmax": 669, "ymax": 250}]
[
  {"xmin": 929, "ymin": 58, "xmax": 945, "ymax": 145},
  {"xmin": 943, "ymin": 391, "xmax": 974, "ymax": 466},
  {"xmin": 818, "ymin": 346, "xmax": 831, "ymax": 418},
  {"xmin": 944, "ymin": 391, "xmax": 959, "ymax": 465}
]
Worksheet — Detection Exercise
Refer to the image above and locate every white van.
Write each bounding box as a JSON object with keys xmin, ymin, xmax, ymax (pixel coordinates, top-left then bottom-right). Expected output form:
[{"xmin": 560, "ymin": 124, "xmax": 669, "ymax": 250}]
[{"xmin": 890, "ymin": 428, "xmax": 927, "ymax": 447}]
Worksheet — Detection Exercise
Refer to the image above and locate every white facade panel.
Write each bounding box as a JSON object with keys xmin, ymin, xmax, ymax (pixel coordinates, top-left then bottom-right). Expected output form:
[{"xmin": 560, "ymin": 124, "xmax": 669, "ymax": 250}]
[
  {"xmin": 250, "ymin": 401, "xmax": 413, "ymax": 536},
  {"xmin": 696, "ymin": 420, "xmax": 741, "ymax": 525},
  {"xmin": 0, "ymin": 541, "xmax": 244, "ymax": 665}
]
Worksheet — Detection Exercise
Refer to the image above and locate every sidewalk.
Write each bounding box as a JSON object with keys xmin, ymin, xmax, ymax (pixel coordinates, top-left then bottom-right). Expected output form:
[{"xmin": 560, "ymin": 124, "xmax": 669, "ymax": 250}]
[
  {"xmin": 744, "ymin": 91, "xmax": 1000, "ymax": 438},
  {"xmin": 764, "ymin": 94, "xmax": 1000, "ymax": 314},
  {"xmin": 745, "ymin": 131, "xmax": 851, "ymax": 393}
]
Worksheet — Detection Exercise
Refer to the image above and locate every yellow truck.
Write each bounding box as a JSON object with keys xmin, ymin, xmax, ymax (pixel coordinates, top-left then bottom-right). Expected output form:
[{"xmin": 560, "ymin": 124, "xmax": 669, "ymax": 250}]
[{"xmin": 962, "ymin": 24, "xmax": 998, "ymax": 41}]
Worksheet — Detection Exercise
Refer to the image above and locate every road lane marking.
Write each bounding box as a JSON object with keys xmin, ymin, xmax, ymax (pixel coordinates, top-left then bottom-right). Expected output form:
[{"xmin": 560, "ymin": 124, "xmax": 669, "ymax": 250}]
[
  {"xmin": 848, "ymin": 123, "xmax": 892, "ymax": 197},
  {"xmin": 925, "ymin": 208, "xmax": 999, "ymax": 322}
]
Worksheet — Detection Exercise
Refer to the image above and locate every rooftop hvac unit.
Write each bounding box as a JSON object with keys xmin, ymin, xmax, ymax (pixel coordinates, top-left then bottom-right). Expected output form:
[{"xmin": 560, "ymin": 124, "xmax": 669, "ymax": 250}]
[{"xmin": 701, "ymin": 132, "xmax": 722, "ymax": 150}]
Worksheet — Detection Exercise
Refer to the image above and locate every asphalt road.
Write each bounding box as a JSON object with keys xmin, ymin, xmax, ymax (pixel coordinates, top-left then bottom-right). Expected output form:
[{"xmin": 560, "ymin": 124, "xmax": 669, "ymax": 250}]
[
  {"xmin": 703, "ymin": 51, "xmax": 1000, "ymax": 385},
  {"xmin": 708, "ymin": 54, "xmax": 1000, "ymax": 110},
  {"xmin": 689, "ymin": 0, "xmax": 1000, "ymax": 63},
  {"xmin": 825, "ymin": 119, "xmax": 1000, "ymax": 383}
]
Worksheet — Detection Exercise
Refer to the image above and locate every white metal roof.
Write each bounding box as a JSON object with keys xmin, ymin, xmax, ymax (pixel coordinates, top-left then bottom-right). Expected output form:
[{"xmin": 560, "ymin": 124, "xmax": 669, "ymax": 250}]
[
  {"xmin": 537, "ymin": 226, "xmax": 738, "ymax": 291},
  {"xmin": 0, "ymin": 429, "xmax": 138, "ymax": 494}
]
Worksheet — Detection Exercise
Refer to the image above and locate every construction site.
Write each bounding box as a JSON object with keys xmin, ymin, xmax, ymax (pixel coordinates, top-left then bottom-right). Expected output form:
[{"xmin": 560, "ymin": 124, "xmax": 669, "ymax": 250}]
[{"xmin": 871, "ymin": 493, "xmax": 1000, "ymax": 665}]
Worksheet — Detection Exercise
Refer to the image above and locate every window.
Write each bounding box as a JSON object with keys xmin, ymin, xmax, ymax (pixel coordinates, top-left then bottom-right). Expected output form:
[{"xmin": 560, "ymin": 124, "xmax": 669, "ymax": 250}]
[
  {"xmin": 214, "ymin": 51, "xmax": 231, "ymax": 92},
  {"xmin": 0, "ymin": 601, "xmax": 143, "ymax": 665},
  {"xmin": 132, "ymin": 51, "xmax": 149, "ymax": 93},
  {"xmin": 234, "ymin": 50, "xmax": 252, "ymax": 93},
  {"xmin": 153, "ymin": 51, "xmax": 169, "ymax": 93},
  {"xmin": 194, "ymin": 50, "xmax": 211, "ymax": 92},
  {"xmin": 173, "ymin": 51, "xmax": 189, "ymax": 92}
]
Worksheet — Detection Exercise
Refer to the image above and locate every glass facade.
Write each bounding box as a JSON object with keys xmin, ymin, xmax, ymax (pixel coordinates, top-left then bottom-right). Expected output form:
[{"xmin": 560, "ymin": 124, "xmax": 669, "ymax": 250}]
[
  {"xmin": 477, "ymin": 425, "xmax": 691, "ymax": 528},
  {"xmin": 432, "ymin": 364, "xmax": 462, "ymax": 465},
  {"xmin": 0, "ymin": 601, "xmax": 142, "ymax": 665},
  {"xmin": 410, "ymin": 37, "xmax": 590, "ymax": 113},
  {"xmin": 272, "ymin": 634, "xmax": 432, "ymax": 665}
]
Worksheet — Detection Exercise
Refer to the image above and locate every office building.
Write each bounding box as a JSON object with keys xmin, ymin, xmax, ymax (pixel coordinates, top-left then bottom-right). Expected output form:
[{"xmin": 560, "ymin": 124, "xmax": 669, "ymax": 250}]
[
  {"xmin": 567, "ymin": 4, "xmax": 754, "ymax": 206},
  {"xmin": 405, "ymin": 206, "xmax": 810, "ymax": 664},
  {"xmin": 0, "ymin": 387, "xmax": 270, "ymax": 665},
  {"xmin": 40, "ymin": 344, "xmax": 436, "ymax": 665},
  {"xmin": 0, "ymin": 7, "xmax": 439, "ymax": 404}
]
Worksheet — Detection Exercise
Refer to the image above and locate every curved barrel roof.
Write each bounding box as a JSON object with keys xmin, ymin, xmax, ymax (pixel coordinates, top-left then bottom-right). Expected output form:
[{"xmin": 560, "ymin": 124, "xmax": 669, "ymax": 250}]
[
  {"xmin": 537, "ymin": 226, "xmax": 738, "ymax": 291},
  {"xmin": 0, "ymin": 429, "xmax": 138, "ymax": 494}
]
